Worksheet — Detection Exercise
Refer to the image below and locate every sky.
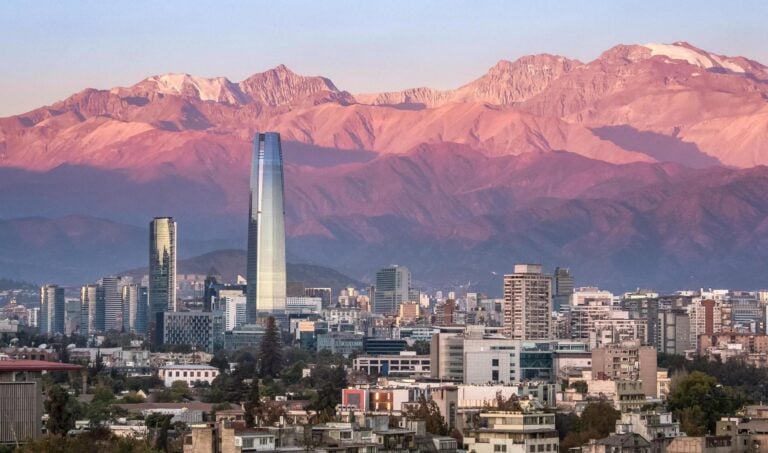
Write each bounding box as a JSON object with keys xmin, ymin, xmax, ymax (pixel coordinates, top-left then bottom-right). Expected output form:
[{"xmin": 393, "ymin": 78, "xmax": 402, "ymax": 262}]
[{"xmin": 1, "ymin": 0, "xmax": 767, "ymax": 116}]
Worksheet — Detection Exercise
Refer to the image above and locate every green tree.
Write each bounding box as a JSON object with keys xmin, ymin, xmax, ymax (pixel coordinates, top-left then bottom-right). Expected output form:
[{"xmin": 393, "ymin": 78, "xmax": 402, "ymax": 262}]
[
  {"xmin": 259, "ymin": 316, "xmax": 282, "ymax": 378},
  {"xmin": 555, "ymin": 412, "xmax": 580, "ymax": 440},
  {"xmin": 571, "ymin": 381, "xmax": 588, "ymax": 394},
  {"xmin": 209, "ymin": 352, "xmax": 230, "ymax": 372},
  {"xmin": 145, "ymin": 413, "xmax": 173, "ymax": 451},
  {"xmin": 492, "ymin": 391, "xmax": 522, "ymax": 411},
  {"xmin": 407, "ymin": 341, "xmax": 430, "ymax": 355},
  {"xmin": 667, "ymin": 371, "xmax": 743, "ymax": 435},
  {"xmin": 254, "ymin": 399, "xmax": 288, "ymax": 427},
  {"xmin": 579, "ymin": 401, "xmax": 620, "ymax": 435},
  {"xmin": 154, "ymin": 380, "xmax": 191, "ymax": 403},
  {"xmin": 282, "ymin": 360, "xmax": 307, "ymax": 386},
  {"xmin": 307, "ymin": 364, "xmax": 347, "ymax": 416},
  {"xmin": 244, "ymin": 381, "xmax": 261, "ymax": 428},
  {"xmin": 557, "ymin": 401, "xmax": 620, "ymax": 452},
  {"xmin": 403, "ymin": 396, "xmax": 448, "ymax": 435},
  {"xmin": 45, "ymin": 385, "xmax": 77, "ymax": 435},
  {"xmin": 18, "ymin": 427, "xmax": 158, "ymax": 452}
]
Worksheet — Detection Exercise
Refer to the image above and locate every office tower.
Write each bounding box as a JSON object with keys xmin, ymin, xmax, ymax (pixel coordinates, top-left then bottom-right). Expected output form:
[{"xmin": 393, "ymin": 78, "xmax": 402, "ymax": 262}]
[
  {"xmin": 123, "ymin": 284, "xmax": 148, "ymax": 335},
  {"xmin": 40, "ymin": 284, "xmax": 65, "ymax": 336},
  {"xmin": 305, "ymin": 287, "xmax": 332, "ymax": 309},
  {"xmin": 503, "ymin": 264, "xmax": 553, "ymax": 340},
  {"xmin": 246, "ymin": 132, "xmax": 287, "ymax": 321},
  {"xmin": 101, "ymin": 276, "xmax": 125, "ymax": 332},
  {"xmin": 149, "ymin": 216, "xmax": 177, "ymax": 346},
  {"xmin": 80, "ymin": 284, "xmax": 99, "ymax": 336},
  {"xmin": 64, "ymin": 299, "xmax": 80, "ymax": 335},
  {"xmin": 553, "ymin": 267, "xmax": 574, "ymax": 312},
  {"xmin": 373, "ymin": 265, "xmax": 411, "ymax": 315}
]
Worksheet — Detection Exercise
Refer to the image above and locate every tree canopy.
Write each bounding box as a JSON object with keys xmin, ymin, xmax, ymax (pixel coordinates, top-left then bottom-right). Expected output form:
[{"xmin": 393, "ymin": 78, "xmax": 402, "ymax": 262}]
[{"xmin": 667, "ymin": 371, "xmax": 744, "ymax": 435}]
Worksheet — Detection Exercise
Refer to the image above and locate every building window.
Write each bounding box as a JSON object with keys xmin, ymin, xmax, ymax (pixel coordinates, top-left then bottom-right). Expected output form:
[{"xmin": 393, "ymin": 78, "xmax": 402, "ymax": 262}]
[
  {"xmin": 494, "ymin": 445, "xmax": 507, "ymax": 452},
  {"xmin": 492, "ymin": 370, "xmax": 499, "ymax": 382},
  {"xmin": 492, "ymin": 359, "xmax": 499, "ymax": 367}
]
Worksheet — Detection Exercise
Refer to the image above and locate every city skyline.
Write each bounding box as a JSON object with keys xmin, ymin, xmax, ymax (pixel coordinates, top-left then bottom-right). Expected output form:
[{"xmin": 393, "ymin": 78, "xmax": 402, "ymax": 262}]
[{"xmin": 3, "ymin": 4, "xmax": 768, "ymax": 451}]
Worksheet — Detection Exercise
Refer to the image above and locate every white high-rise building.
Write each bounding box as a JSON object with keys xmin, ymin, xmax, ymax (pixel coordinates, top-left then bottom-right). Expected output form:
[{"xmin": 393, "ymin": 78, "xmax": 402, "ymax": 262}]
[{"xmin": 223, "ymin": 296, "xmax": 247, "ymax": 331}]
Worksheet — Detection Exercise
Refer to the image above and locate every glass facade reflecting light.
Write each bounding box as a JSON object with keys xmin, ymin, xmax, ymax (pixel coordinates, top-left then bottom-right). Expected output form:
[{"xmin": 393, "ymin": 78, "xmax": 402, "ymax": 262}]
[
  {"xmin": 246, "ymin": 132, "xmax": 287, "ymax": 321},
  {"xmin": 149, "ymin": 217, "xmax": 176, "ymax": 346}
]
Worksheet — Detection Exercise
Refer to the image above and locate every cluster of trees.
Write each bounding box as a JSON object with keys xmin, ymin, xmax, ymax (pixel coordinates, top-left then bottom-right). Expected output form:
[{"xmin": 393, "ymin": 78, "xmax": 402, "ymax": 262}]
[
  {"xmin": 667, "ymin": 371, "xmax": 745, "ymax": 435},
  {"xmin": 8, "ymin": 428, "xmax": 161, "ymax": 453},
  {"xmin": 203, "ymin": 316, "xmax": 349, "ymax": 425},
  {"xmin": 556, "ymin": 401, "xmax": 621, "ymax": 452},
  {"xmin": 403, "ymin": 397, "xmax": 448, "ymax": 435},
  {"xmin": 659, "ymin": 353, "xmax": 763, "ymax": 435},
  {"xmin": 660, "ymin": 353, "xmax": 768, "ymax": 402}
]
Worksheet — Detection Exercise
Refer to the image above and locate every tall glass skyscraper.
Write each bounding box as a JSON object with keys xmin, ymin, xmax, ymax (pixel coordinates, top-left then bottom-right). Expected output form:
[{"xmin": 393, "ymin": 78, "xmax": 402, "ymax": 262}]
[
  {"xmin": 246, "ymin": 132, "xmax": 287, "ymax": 321},
  {"xmin": 101, "ymin": 275, "xmax": 125, "ymax": 332},
  {"xmin": 149, "ymin": 217, "xmax": 177, "ymax": 346},
  {"xmin": 40, "ymin": 284, "xmax": 65, "ymax": 336},
  {"xmin": 373, "ymin": 265, "xmax": 411, "ymax": 315},
  {"xmin": 80, "ymin": 284, "xmax": 99, "ymax": 336}
]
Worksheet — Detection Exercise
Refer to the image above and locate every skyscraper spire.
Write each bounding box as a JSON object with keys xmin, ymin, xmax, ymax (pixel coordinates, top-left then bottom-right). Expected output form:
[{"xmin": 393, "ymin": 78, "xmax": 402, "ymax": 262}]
[{"xmin": 246, "ymin": 132, "xmax": 287, "ymax": 322}]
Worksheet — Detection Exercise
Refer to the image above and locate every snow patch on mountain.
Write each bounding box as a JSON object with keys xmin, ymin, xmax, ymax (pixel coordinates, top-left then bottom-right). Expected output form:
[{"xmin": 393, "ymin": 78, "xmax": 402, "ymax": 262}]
[
  {"xmin": 146, "ymin": 74, "xmax": 246, "ymax": 103},
  {"xmin": 643, "ymin": 43, "xmax": 745, "ymax": 73}
]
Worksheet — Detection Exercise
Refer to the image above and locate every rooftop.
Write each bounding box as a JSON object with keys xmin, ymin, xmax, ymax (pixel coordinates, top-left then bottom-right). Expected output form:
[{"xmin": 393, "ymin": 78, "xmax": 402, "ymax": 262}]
[
  {"xmin": 159, "ymin": 364, "xmax": 218, "ymax": 370},
  {"xmin": 0, "ymin": 359, "xmax": 82, "ymax": 372},
  {"xmin": 116, "ymin": 402, "xmax": 214, "ymax": 412}
]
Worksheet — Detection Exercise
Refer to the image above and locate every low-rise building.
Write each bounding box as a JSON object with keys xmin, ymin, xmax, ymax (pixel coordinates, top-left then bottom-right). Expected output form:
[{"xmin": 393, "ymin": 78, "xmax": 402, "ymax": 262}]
[
  {"xmin": 716, "ymin": 417, "xmax": 768, "ymax": 453},
  {"xmin": 581, "ymin": 432, "xmax": 651, "ymax": 453},
  {"xmin": 464, "ymin": 411, "xmax": 559, "ymax": 453},
  {"xmin": 159, "ymin": 364, "xmax": 219, "ymax": 387},
  {"xmin": 665, "ymin": 436, "xmax": 732, "ymax": 453},
  {"xmin": 0, "ymin": 359, "xmax": 82, "ymax": 445},
  {"xmin": 615, "ymin": 411, "xmax": 683, "ymax": 443}
]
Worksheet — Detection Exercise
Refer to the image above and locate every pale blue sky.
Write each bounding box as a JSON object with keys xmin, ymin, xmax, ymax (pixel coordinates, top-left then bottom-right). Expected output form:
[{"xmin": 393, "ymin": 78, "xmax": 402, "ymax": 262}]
[{"xmin": 1, "ymin": 1, "xmax": 766, "ymax": 116}]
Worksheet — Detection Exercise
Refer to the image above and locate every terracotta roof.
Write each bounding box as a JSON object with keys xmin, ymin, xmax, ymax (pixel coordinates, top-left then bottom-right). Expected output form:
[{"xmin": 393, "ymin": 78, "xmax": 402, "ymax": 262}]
[{"xmin": 0, "ymin": 359, "xmax": 82, "ymax": 372}]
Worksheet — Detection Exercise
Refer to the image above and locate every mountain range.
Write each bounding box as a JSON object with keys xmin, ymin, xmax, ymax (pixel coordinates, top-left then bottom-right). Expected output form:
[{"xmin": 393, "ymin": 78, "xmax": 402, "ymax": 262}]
[{"xmin": 2, "ymin": 42, "xmax": 768, "ymax": 293}]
